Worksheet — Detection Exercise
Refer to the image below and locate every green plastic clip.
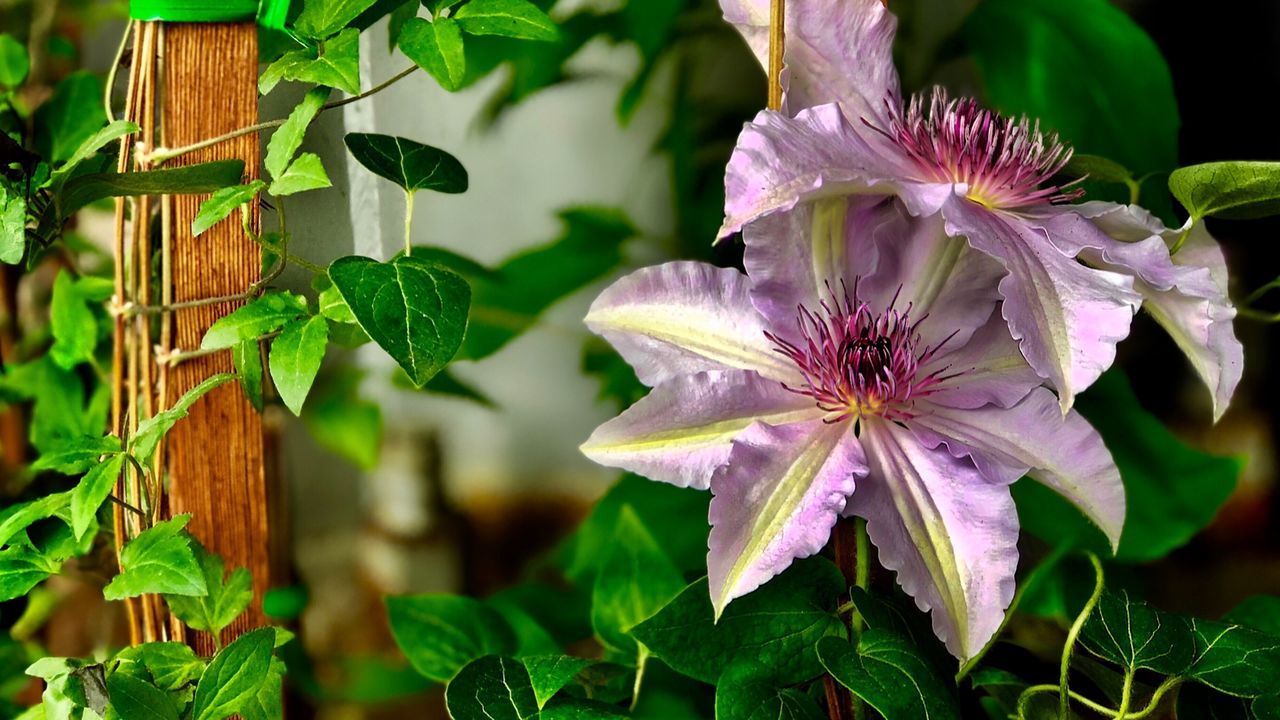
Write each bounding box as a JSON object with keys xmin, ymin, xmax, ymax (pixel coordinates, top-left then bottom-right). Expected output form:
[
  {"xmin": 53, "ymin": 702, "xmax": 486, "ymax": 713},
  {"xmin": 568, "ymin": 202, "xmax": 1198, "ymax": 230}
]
[{"xmin": 129, "ymin": 0, "xmax": 291, "ymax": 31}]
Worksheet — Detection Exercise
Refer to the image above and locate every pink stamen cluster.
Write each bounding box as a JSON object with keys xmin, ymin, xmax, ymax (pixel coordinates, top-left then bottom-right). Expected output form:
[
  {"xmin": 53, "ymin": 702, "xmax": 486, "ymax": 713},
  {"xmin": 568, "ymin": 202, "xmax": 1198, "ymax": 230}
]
[
  {"xmin": 766, "ymin": 283, "xmax": 955, "ymax": 423},
  {"xmin": 883, "ymin": 87, "xmax": 1084, "ymax": 209}
]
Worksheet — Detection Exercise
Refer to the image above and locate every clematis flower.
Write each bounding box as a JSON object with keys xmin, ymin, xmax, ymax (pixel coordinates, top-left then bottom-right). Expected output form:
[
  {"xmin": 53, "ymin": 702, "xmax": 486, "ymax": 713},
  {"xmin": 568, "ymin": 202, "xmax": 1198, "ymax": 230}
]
[
  {"xmin": 581, "ymin": 200, "xmax": 1123, "ymax": 661},
  {"xmin": 716, "ymin": 0, "xmax": 1241, "ymax": 416}
]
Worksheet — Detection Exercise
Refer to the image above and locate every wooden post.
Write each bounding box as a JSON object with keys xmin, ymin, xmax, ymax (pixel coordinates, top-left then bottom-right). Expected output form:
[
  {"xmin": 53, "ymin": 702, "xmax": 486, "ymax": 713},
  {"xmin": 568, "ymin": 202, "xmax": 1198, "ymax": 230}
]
[{"xmin": 159, "ymin": 22, "xmax": 275, "ymax": 653}]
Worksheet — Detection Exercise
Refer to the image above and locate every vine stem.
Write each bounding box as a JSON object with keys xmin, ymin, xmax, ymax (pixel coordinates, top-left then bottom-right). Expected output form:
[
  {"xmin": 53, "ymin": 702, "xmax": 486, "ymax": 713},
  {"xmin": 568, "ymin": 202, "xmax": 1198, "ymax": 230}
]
[
  {"xmin": 144, "ymin": 64, "xmax": 419, "ymax": 165},
  {"xmin": 1060, "ymin": 552, "xmax": 1106, "ymax": 720},
  {"xmin": 1114, "ymin": 669, "xmax": 1135, "ymax": 720},
  {"xmin": 767, "ymin": 0, "xmax": 785, "ymax": 111},
  {"xmin": 404, "ymin": 190, "xmax": 416, "ymax": 257}
]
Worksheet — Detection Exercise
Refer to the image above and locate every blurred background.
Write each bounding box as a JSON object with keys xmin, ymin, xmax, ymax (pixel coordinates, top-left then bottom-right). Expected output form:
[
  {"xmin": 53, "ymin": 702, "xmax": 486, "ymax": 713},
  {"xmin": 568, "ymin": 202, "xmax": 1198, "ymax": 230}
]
[{"xmin": 2, "ymin": 0, "xmax": 1279, "ymax": 717}]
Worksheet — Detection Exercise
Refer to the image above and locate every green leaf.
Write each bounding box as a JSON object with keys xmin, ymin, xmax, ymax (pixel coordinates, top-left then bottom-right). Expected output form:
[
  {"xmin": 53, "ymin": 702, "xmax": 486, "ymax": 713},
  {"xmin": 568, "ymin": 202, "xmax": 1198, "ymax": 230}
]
[
  {"xmin": 386, "ymin": 594, "xmax": 519, "ymax": 682},
  {"xmin": 328, "ymin": 255, "xmax": 471, "ymax": 386},
  {"xmin": 454, "ymin": 0, "xmax": 559, "ymax": 42},
  {"xmin": 582, "ymin": 338, "xmax": 645, "ymax": 411},
  {"xmin": 265, "ymin": 87, "xmax": 330, "ymax": 181},
  {"xmin": 540, "ymin": 697, "xmax": 629, "ymax": 719},
  {"xmin": 103, "ymin": 515, "xmax": 208, "ymax": 601},
  {"xmin": 444, "ymin": 656, "xmax": 539, "ymax": 720},
  {"xmin": 1170, "ymin": 161, "xmax": 1280, "ymax": 220},
  {"xmin": 201, "ymin": 292, "xmax": 308, "ymax": 351},
  {"xmin": 1185, "ymin": 617, "xmax": 1280, "ymax": 698},
  {"xmin": 462, "ymin": 207, "xmax": 632, "ymax": 359},
  {"xmin": 107, "ymin": 672, "xmax": 179, "ymax": 720},
  {"xmin": 130, "ymin": 374, "xmax": 236, "ymax": 466},
  {"xmin": 1, "ymin": 182, "xmax": 24, "ymax": 265},
  {"xmin": 295, "ymin": 0, "xmax": 380, "ymax": 39},
  {"xmin": 0, "ymin": 544, "xmax": 63, "ymax": 602},
  {"xmin": 0, "ymin": 34, "xmax": 29, "ymax": 86},
  {"xmin": 1224, "ymin": 596, "xmax": 1280, "ymax": 637},
  {"xmin": 715, "ymin": 665, "xmax": 827, "ymax": 720},
  {"xmin": 1062, "ymin": 153, "xmax": 1136, "ymax": 186},
  {"xmin": 268, "ymin": 315, "xmax": 329, "ymax": 415},
  {"xmin": 31, "ymin": 434, "xmax": 122, "ymax": 474},
  {"xmin": 1255, "ymin": 694, "xmax": 1280, "ymax": 720},
  {"xmin": 523, "ymin": 655, "xmax": 592, "ymax": 709},
  {"xmin": 388, "ymin": 0, "xmax": 420, "ymax": 50},
  {"xmin": 50, "ymin": 120, "xmax": 139, "ymax": 186},
  {"xmin": 192, "ymin": 182, "xmax": 265, "ymax": 237},
  {"xmin": 963, "ymin": 0, "xmax": 1178, "ymax": 218},
  {"xmin": 49, "ymin": 271, "xmax": 99, "ymax": 370},
  {"xmin": 0, "ymin": 491, "xmax": 71, "ymax": 547},
  {"xmin": 138, "ymin": 643, "xmax": 206, "ymax": 691},
  {"xmin": 1080, "ymin": 589, "xmax": 1194, "ymax": 675},
  {"xmin": 240, "ymin": 657, "xmax": 285, "ymax": 720},
  {"xmin": 59, "ymin": 160, "xmax": 247, "ymax": 217},
  {"xmin": 315, "ymin": 276, "xmax": 357, "ymax": 324},
  {"xmin": 395, "ymin": 367, "xmax": 495, "ymax": 407},
  {"xmin": 399, "ymin": 17, "xmax": 467, "ymax": 92},
  {"xmin": 1013, "ymin": 370, "xmax": 1240, "ymax": 562},
  {"xmin": 191, "ymin": 628, "xmax": 276, "ymax": 720},
  {"xmin": 590, "ymin": 505, "xmax": 684, "ymax": 654},
  {"xmin": 259, "ymin": 28, "xmax": 361, "ymax": 96},
  {"xmin": 164, "ymin": 545, "xmax": 253, "ymax": 639},
  {"xmin": 300, "ymin": 366, "xmax": 382, "ymax": 469},
  {"xmin": 343, "ymin": 133, "xmax": 468, "ymax": 193},
  {"xmin": 232, "ymin": 340, "xmax": 266, "ymax": 413},
  {"xmin": 267, "ymin": 153, "xmax": 331, "ymax": 196},
  {"xmin": 817, "ymin": 632, "xmax": 960, "ymax": 720},
  {"xmin": 632, "ymin": 557, "xmax": 847, "ymax": 685},
  {"xmin": 69, "ymin": 452, "xmax": 125, "ymax": 541},
  {"xmin": 34, "ymin": 71, "xmax": 106, "ymax": 163}
]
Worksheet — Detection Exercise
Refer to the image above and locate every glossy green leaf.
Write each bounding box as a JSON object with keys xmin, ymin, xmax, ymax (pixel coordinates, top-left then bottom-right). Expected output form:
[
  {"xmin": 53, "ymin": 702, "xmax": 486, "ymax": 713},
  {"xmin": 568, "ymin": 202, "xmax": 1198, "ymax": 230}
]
[
  {"xmin": 49, "ymin": 271, "xmax": 99, "ymax": 370},
  {"xmin": 1224, "ymin": 596, "xmax": 1280, "ymax": 637},
  {"xmin": 1013, "ymin": 370, "xmax": 1240, "ymax": 562},
  {"xmin": 0, "ymin": 491, "xmax": 71, "ymax": 547},
  {"xmin": 34, "ymin": 72, "xmax": 105, "ymax": 163},
  {"xmin": 444, "ymin": 656, "xmax": 539, "ymax": 720},
  {"xmin": 0, "ymin": 544, "xmax": 63, "ymax": 602},
  {"xmin": 343, "ymin": 133, "xmax": 468, "ymax": 193},
  {"xmin": 1170, "ymin": 161, "xmax": 1280, "ymax": 220},
  {"xmin": 1, "ymin": 182, "xmax": 23, "ymax": 265},
  {"xmin": 1186, "ymin": 616, "xmax": 1280, "ymax": 698},
  {"xmin": 716, "ymin": 665, "xmax": 827, "ymax": 720},
  {"xmin": 632, "ymin": 557, "xmax": 847, "ymax": 685},
  {"xmin": 31, "ymin": 434, "xmax": 122, "ymax": 475},
  {"xmin": 68, "ymin": 452, "xmax": 125, "ymax": 541},
  {"xmin": 590, "ymin": 505, "xmax": 684, "ymax": 654},
  {"xmin": 387, "ymin": 0, "xmax": 420, "ymax": 50},
  {"xmin": 1080, "ymin": 589, "xmax": 1194, "ymax": 675},
  {"xmin": 386, "ymin": 594, "xmax": 519, "ymax": 682},
  {"xmin": 103, "ymin": 516, "xmax": 207, "ymax": 601},
  {"xmin": 328, "ymin": 255, "xmax": 470, "ymax": 386},
  {"xmin": 315, "ymin": 276, "xmax": 357, "ymax": 324},
  {"xmin": 1255, "ymin": 694, "xmax": 1280, "ymax": 720},
  {"xmin": 193, "ymin": 182, "xmax": 265, "ymax": 237},
  {"xmin": 50, "ymin": 120, "xmax": 139, "ymax": 186},
  {"xmin": 454, "ymin": 0, "xmax": 559, "ymax": 42},
  {"xmin": 231, "ymin": 340, "xmax": 266, "ymax": 413},
  {"xmin": 138, "ymin": 642, "xmax": 206, "ymax": 691},
  {"xmin": 963, "ymin": 0, "xmax": 1178, "ymax": 217},
  {"xmin": 107, "ymin": 672, "xmax": 179, "ymax": 720},
  {"xmin": 59, "ymin": 160, "xmax": 247, "ymax": 218},
  {"xmin": 259, "ymin": 29, "xmax": 361, "ymax": 96},
  {"xmin": 295, "ymin": 0, "xmax": 380, "ymax": 39},
  {"xmin": 523, "ymin": 655, "xmax": 592, "ymax": 709},
  {"xmin": 1062, "ymin": 153, "xmax": 1136, "ymax": 186},
  {"xmin": 130, "ymin": 374, "xmax": 236, "ymax": 466},
  {"xmin": 0, "ymin": 34, "xmax": 29, "ymax": 86},
  {"xmin": 540, "ymin": 697, "xmax": 629, "ymax": 719},
  {"xmin": 240, "ymin": 657, "xmax": 285, "ymax": 720},
  {"xmin": 268, "ymin": 315, "xmax": 329, "ymax": 415},
  {"xmin": 400, "ymin": 17, "xmax": 467, "ymax": 91},
  {"xmin": 462, "ymin": 207, "xmax": 632, "ymax": 359},
  {"xmin": 817, "ymin": 632, "xmax": 960, "ymax": 720},
  {"xmin": 164, "ymin": 544, "xmax": 253, "ymax": 639},
  {"xmin": 201, "ymin": 292, "xmax": 308, "ymax": 351},
  {"xmin": 300, "ymin": 366, "xmax": 382, "ymax": 469},
  {"xmin": 191, "ymin": 628, "xmax": 276, "ymax": 720},
  {"xmin": 268, "ymin": 153, "xmax": 331, "ymax": 196},
  {"xmin": 265, "ymin": 87, "xmax": 329, "ymax": 181}
]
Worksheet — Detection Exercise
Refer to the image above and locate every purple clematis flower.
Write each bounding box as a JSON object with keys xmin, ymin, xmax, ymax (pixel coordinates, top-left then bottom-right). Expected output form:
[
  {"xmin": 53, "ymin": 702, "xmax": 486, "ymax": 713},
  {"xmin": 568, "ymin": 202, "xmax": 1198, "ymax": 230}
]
[
  {"xmin": 581, "ymin": 200, "xmax": 1123, "ymax": 661},
  {"xmin": 717, "ymin": 0, "xmax": 1242, "ymax": 416}
]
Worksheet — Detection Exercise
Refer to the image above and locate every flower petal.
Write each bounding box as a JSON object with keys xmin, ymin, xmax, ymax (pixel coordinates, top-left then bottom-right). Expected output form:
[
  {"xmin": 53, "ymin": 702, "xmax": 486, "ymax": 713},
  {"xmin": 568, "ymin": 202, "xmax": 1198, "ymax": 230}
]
[
  {"xmin": 717, "ymin": 0, "xmax": 901, "ymax": 124},
  {"xmin": 721, "ymin": 104, "xmax": 913, "ymax": 238},
  {"xmin": 911, "ymin": 388, "xmax": 1125, "ymax": 549},
  {"xmin": 581, "ymin": 370, "xmax": 820, "ymax": 490},
  {"xmin": 923, "ymin": 309, "xmax": 1043, "ymax": 410},
  {"xmin": 585, "ymin": 261, "xmax": 796, "ymax": 386},
  {"xmin": 849, "ymin": 417, "xmax": 1019, "ymax": 661},
  {"xmin": 943, "ymin": 200, "xmax": 1140, "ymax": 410},
  {"xmin": 708, "ymin": 418, "xmax": 865, "ymax": 616}
]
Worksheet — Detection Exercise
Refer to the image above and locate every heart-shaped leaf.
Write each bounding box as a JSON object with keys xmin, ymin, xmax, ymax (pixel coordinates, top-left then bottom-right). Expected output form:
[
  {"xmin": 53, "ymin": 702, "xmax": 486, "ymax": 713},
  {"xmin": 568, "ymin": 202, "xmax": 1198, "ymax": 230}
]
[
  {"xmin": 399, "ymin": 17, "xmax": 467, "ymax": 92},
  {"xmin": 344, "ymin": 133, "xmax": 468, "ymax": 194},
  {"xmin": 1170, "ymin": 161, "xmax": 1280, "ymax": 220},
  {"xmin": 269, "ymin": 315, "xmax": 329, "ymax": 415},
  {"xmin": 453, "ymin": 0, "xmax": 559, "ymax": 42},
  {"xmin": 328, "ymin": 255, "xmax": 470, "ymax": 386},
  {"xmin": 817, "ymin": 632, "xmax": 961, "ymax": 720}
]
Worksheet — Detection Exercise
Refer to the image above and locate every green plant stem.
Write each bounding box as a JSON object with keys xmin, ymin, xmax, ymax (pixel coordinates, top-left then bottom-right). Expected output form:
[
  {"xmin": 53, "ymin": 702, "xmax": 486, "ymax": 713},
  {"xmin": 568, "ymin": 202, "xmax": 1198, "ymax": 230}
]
[
  {"xmin": 1018, "ymin": 685, "xmax": 1116, "ymax": 719},
  {"xmin": 404, "ymin": 189, "xmax": 415, "ymax": 257},
  {"xmin": 1169, "ymin": 220, "xmax": 1196, "ymax": 254},
  {"xmin": 107, "ymin": 494, "xmax": 145, "ymax": 519},
  {"xmin": 1061, "ymin": 552, "xmax": 1105, "ymax": 720},
  {"xmin": 1114, "ymin": 669, "xmax": 1135, "ymax": 720}
]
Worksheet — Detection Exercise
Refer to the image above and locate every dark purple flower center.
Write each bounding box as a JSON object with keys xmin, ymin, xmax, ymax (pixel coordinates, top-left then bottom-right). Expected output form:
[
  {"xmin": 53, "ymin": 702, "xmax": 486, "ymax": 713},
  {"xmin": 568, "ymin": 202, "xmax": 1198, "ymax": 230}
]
[
  {"xmin": 766, "ymin": 283, "xmax": 955, "ymax": 423},
  {"xmin": 884, "ymin": 87, "xmax": 1084, "ymax": 209}
]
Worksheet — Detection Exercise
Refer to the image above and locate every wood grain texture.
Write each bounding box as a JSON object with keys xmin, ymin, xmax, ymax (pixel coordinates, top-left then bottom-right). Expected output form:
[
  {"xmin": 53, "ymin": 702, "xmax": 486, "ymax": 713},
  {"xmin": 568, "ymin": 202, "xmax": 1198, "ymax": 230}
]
[{"xmin": 160, "ymin": 22, "xmax": 275, "ymax": 654}]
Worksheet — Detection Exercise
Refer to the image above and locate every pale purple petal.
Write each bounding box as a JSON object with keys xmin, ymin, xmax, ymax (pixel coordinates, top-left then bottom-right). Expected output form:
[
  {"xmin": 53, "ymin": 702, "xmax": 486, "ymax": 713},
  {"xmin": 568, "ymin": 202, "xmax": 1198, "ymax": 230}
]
[
  {"xmin": 848, "ymin": 417, "xmax": 1018, "ymax": 661},
  {"xmin": 707, "ymin": 418, "xmax": 866, "ymax": 616},
  {"xmin": 581, "ymin": 370, "xmax": 820, "ymax": 490},
  {"xmin": 721, "ymin": 104, "xmax": 915, "ymax": 238},
  {"xmin": 922, "ymin": 310, "xmax": 1042, "ymax": 410},
  {"xmin": 716, "ymin": 0, "xmax": 901, "ymax": 125},
  {"xmin": 585, "ymin": 261, "xmax": 796, "ymax": 386},
  {"xmin": 943, "ymin": 199, "xmax": 1141, "ymax": 410},
  {"xmin": 911, "ymin": 387, "xmax": 1125, "ymax": 549}
]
